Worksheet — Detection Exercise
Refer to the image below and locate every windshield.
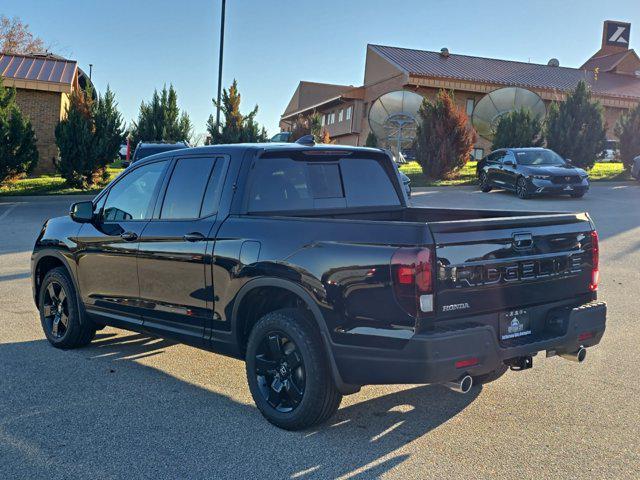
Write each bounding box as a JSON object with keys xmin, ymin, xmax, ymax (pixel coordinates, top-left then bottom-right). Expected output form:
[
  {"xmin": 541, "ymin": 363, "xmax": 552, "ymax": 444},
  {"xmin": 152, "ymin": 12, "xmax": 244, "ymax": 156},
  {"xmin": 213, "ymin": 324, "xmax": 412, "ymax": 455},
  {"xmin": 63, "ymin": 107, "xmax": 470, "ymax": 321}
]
[{"xmin": 514, "ymin": 150, "xmax": 566, "ymax": 166}]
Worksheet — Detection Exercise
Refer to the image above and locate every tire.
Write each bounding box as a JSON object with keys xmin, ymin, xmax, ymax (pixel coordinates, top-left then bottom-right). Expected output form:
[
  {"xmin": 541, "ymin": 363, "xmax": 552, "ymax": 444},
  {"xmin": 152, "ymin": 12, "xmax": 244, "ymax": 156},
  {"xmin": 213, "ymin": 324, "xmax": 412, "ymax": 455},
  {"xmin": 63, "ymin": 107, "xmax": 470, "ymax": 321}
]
[
  {"xmin": 245, "ymin": 308, "xmax": 342, "ymax": 430},
  {"xmin": 479, "ymin": 172, "xmax": 492, "ymax": 192},
  {"xmin": 474, "ymin": 364, "xmax": 508, "ymax": 385},
  {"xmin": 39, "ymin": 267, "xmax": 96, "ymax": 349},
  {"xmin": 516, "ymin": 177, "xmax": 530, "ymax": 199},
  {"xmin": 570, "ymin": 191, "xmax": 586, "ymax": 198}
]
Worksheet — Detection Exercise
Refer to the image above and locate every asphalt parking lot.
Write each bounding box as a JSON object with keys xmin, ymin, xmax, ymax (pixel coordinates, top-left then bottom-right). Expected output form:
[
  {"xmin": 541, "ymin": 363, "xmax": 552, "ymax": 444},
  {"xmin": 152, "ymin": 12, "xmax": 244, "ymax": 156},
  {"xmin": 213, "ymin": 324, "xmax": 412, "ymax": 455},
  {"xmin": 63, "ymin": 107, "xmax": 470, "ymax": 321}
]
[{"xmin": 1, "ymin": 183, "xmax": 639, "ymax": 479}]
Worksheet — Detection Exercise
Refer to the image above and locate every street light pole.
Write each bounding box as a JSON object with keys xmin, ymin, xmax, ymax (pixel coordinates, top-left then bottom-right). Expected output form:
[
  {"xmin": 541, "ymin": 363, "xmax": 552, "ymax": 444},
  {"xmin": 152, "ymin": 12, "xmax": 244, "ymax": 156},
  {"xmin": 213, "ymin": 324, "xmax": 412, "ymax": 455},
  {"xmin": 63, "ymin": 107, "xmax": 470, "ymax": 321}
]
[
  {"xmin": 89, "ymin": 64, "xmax": 93, "ymax": 80},
  {"xmin": 215, "ymin": 0, "xmax": 226, "ymax": 135}
]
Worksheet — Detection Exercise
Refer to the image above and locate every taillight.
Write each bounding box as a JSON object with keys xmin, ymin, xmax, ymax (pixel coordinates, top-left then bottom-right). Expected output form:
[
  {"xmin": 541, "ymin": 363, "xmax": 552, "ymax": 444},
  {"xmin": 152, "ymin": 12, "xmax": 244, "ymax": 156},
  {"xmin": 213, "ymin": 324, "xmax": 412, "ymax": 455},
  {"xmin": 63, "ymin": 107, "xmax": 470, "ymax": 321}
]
[
  {"xmin": 589, "ymin": 230, "xmax": 599, "ymax": 291},
  {"xmin": 390, "ymin": 247, "xmax": 433, "ymax": 316}
]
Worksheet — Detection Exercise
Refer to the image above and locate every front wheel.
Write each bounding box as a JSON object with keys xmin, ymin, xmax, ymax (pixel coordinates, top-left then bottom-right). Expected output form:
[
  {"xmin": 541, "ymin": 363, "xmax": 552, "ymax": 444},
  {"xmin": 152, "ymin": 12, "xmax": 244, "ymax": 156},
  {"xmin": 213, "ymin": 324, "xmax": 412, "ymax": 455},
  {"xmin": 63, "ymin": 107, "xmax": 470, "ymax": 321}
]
[
  {"xmin": 39, "ymin": 267, "xmax": 96, "ymax": 349},
  {"xmin": 479, "ymin": 172, "xmax": 492, "ymax": 192},
  {"xmin": 516, "ymin": 177, "xmax": 530, "ymax": 199},
  {"xmin": 245, "ymin": 308, "xmax": 342, "ymax": 430}
]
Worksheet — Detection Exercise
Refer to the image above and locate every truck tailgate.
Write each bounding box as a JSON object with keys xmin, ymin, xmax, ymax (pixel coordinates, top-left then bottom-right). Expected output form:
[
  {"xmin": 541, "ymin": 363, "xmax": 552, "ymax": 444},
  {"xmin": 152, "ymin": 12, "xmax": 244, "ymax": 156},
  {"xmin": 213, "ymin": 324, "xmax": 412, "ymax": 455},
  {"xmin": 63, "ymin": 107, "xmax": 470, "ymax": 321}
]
[{"xmin": 429, "ymin": 212, "xmax": 596, "ymax": 320}]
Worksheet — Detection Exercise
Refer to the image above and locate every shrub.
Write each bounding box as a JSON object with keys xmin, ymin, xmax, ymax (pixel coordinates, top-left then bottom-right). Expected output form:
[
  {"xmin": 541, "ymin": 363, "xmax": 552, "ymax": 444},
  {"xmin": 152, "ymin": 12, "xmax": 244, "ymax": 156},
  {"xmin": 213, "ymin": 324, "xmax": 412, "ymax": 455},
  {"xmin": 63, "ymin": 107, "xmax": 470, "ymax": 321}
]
[
  {"xmin": 614, "ymin": 103, "xmax": 640, "ymax": 172},
  {"xmin": 415, "ymin": 90, "xmax": 476, "ymax": 180},
  {"xmin": 55, "ymin": 87, "xmax": 124, "ymax": 188},
  {"xmin": 545, "ymin": 81, "xmax": 606, "ymax": 170},
  {"xmin": 492, "ymin": 107, "xmax": 543, "ymax": 150},
  {"xmin": 0, "ymin": 79, "xmax": 38, "ymax": 184},
  {"xmin": 365, "ymin": 131, "xmax": 378, "ymax": 147}
]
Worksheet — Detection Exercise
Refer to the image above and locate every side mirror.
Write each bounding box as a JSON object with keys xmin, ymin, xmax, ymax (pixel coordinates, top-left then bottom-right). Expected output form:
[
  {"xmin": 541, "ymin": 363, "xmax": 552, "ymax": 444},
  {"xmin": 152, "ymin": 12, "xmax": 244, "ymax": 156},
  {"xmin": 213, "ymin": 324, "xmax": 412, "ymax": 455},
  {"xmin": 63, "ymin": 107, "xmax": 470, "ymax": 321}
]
[
  {"xmin": 503, "ymin": 159, "xmax": 515, "ymax": 167},
  {"xmin": 566, "ymin": 158, "xmax": 573, "ymax": 164},
  {"xmin": 69, "ymin": 201, "xmax": 94, "ymax": 223}
]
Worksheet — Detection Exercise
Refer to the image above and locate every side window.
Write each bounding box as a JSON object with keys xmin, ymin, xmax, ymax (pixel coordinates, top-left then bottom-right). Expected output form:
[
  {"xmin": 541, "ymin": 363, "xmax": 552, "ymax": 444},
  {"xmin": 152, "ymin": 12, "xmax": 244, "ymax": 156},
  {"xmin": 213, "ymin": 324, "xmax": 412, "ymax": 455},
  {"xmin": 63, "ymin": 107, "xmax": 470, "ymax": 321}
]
[
  {"xmin": 103, "ymin": 160, "xmax": 167, "ymax": 221},
  {"xmin": 200, "ymin": 158, "xmax": 227, "ymax": 217},
  {"xmin": 160, "ymin": 157, "xmax": 216, "ymax": 219}
]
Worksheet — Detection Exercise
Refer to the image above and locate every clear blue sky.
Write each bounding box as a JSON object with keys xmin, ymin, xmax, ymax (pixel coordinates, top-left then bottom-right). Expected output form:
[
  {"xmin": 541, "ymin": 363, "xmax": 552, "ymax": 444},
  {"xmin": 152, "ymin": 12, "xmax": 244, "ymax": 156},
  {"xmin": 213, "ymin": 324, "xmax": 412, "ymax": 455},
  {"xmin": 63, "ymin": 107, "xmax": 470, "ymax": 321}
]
[{"xmin": 3, "ymin": 0, "xmax": 638, "ymax": 140}]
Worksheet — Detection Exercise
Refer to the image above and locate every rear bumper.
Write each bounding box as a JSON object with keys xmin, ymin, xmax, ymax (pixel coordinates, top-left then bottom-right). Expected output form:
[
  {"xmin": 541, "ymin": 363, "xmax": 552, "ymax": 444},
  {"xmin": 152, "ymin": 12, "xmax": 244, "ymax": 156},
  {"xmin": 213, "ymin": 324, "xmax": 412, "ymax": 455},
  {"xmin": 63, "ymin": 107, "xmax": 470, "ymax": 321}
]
[{"xmin": 332, "ymin": 301, "xmax": 606, "ymax": 386}]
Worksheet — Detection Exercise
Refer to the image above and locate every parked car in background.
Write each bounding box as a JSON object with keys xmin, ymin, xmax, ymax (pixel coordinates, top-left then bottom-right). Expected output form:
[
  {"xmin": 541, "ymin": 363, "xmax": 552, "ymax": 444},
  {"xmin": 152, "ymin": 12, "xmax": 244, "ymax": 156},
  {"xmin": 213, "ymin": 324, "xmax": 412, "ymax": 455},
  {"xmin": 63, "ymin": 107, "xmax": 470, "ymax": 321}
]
[
  {"xmin": 270, "ymin": 132, "xmax": 292, "ymax": 143},
  {"xmin": 32, "ymin": 140, "xmax": 605, "ymax": 430},
  {"xmin": 118, "ymin": 144, "xmax": 128, "ymax": 160},
  {"xmin": 632, "ymin": 155, "xmax": 640, "ymax": 181},
  {"xmin": 477, "ymin": 148, "xmax": 590, "ymax": 199},
  {"xmin": 599, "ymin": 140, "xmax": 619, "ymax": 162},
  {"xmin": 123, "ymin": 141, "xmax": 190, "ymax": 167}
]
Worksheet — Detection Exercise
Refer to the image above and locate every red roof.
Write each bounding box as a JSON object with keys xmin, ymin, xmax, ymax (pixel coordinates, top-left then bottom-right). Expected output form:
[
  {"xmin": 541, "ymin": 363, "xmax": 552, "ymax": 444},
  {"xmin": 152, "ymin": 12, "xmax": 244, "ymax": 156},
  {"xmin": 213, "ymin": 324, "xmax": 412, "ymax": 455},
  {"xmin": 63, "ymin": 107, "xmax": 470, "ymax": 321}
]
[
  {"xmin": 370, "ymin": 44, "xmax": 640, "ymax": 100},
  {"xmin": 0, "ymin": 52, "xmax": 77, "ymax": 85},
  {"xmin": 580, "ymin": 50, "xmax": 632, "ymax": 72}
]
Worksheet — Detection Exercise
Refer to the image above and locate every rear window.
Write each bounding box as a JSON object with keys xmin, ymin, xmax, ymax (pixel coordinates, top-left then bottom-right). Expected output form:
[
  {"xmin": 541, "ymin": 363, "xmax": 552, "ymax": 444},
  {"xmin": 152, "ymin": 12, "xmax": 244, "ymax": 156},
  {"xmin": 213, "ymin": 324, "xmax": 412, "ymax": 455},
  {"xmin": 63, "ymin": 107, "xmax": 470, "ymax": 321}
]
[{"xmin": 246, "ymin": 156, "xmax": 400, "ymax": 213}]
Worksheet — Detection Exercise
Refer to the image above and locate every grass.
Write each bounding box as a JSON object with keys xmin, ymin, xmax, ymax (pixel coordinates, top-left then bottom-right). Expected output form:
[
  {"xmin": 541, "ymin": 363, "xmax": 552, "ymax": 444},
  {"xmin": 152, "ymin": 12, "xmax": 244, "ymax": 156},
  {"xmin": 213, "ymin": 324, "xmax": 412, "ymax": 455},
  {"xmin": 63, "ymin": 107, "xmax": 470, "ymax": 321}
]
[
  {"xmin": 0, "ymin": 160, "xmax": 631, "ymax": 196},
  {"xmin": 0, "ymin": 165, "xmax": 124, "ymax": 196},
  {"xmin": 400, "ymin": 161, "xmax": 630, "ymax": 187}
]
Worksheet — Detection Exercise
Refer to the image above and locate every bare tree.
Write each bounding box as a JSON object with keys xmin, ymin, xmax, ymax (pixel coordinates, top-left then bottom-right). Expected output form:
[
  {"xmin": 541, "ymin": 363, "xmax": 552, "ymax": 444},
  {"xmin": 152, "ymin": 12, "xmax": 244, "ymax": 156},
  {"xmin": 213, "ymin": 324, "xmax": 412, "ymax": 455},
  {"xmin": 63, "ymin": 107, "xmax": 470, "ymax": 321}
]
[{"xmin": 0, "ymin": 15, "xmax": 45, "ymax": 54}]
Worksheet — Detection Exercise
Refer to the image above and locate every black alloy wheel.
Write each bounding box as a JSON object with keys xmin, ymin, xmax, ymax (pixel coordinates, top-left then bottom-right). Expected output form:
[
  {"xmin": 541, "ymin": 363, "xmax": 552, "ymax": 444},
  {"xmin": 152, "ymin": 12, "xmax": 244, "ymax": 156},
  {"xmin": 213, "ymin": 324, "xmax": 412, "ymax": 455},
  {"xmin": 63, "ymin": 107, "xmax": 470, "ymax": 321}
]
[
  {"xmin": 254, "ymin": 331, "xmax": 306, "ymax": 412},
  {"xmin": 42, "ymin": 281, "xmax": 70, "ymax": 339},
  {"xmin": 516, "ymin": 177, "xmax": 530, "ymax": 199},
  {"xmin": 245, "ymin": 308, "xmax": 342, "ymax": 430},
  {"xmin": 479, "ymin": 172, "xmax": 492, "ymax": 192},
  {"xmin": 39, "ymin": 267, "xmax": 96, "ymax": 349}
]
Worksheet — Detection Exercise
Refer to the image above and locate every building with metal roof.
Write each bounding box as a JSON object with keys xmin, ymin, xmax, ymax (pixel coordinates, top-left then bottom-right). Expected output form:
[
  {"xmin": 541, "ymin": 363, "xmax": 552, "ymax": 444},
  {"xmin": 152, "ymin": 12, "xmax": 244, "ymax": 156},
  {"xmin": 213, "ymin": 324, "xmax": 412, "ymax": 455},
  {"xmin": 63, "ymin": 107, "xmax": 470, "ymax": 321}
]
[
  {"xmin": 280, "ymin": 20, "xmax": 640, "ymax": 158},
  {"xmin": 0, "ymin": 52, "xmax": 93, "ymax": 173}
]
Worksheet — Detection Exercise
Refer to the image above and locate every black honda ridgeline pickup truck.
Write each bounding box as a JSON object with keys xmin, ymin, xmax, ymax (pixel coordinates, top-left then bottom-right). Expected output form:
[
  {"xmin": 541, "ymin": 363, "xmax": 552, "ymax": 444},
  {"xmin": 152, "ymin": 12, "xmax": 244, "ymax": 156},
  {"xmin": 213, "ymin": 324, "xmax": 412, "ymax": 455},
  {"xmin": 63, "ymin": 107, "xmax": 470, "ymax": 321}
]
[{"xmin": 31, "ymin": 139, "xmax": 606, "ymax": 430}]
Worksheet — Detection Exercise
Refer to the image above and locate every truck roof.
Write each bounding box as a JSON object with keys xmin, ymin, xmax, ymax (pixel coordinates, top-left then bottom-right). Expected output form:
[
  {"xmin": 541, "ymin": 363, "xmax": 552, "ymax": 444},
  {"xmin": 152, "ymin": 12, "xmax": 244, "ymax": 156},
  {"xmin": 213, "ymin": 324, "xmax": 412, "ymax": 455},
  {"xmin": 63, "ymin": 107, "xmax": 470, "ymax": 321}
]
[{"xmin": 133, "ymin": 142, "xmax": 386, "ymax": 167}]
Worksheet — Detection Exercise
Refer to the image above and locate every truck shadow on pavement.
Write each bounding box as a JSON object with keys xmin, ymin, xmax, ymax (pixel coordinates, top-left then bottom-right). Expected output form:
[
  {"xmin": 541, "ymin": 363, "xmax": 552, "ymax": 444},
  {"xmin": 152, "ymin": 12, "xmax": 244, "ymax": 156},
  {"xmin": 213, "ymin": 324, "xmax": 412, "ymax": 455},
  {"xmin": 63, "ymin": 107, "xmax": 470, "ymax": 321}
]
[{"xmin": 0, "ymin": 332, "xmax": 481, "ymax": 480}]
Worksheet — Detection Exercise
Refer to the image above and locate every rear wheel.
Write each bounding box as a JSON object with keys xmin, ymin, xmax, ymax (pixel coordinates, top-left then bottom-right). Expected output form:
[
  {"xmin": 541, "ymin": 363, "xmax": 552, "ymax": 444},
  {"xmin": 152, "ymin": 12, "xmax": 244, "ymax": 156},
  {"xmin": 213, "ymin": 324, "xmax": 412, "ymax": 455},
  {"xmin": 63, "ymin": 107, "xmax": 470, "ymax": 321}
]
[
  {"xmin": 245, "ymin": 308, "xmax": 342, "ymax": 430},
  {"xmin": 516, "ymin": 177, "xmax": 530, "ymax": 199},
  {"xmin": 479, "ymin": 172, "xmax": 492, "ymax": 192},
  {"xmin": 39, "ymin": 267, "xmax": 96, "ymax": 349}
]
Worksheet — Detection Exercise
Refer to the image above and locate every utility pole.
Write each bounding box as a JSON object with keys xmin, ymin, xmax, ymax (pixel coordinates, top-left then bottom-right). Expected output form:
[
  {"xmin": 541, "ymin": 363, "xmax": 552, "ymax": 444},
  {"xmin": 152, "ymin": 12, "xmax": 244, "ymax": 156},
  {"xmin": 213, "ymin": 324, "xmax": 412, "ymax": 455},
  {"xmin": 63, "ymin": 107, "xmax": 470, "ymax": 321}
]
[
  {"xmin": 215, "ymin": 0, "xmax": 226, "ymax": 135},
  {"xmin": 89, "ymin": 64, "xmax": 93, "ymax": 80}
]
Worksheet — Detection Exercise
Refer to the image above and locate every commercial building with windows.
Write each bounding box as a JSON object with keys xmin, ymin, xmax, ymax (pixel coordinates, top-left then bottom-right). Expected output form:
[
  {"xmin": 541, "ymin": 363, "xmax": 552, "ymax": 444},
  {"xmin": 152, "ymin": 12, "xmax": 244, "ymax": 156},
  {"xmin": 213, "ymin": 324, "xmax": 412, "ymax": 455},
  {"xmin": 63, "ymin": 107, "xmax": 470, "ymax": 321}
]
[{"xmin": 280, "ymin": 21, "xmax": 640, "ymax": 159}]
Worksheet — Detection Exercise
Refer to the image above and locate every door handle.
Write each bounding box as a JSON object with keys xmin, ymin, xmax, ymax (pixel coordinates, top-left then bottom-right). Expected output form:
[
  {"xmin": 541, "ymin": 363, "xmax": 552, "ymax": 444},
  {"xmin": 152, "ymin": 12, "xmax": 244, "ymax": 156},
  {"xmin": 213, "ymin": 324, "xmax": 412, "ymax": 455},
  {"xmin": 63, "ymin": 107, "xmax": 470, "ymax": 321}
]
[
  {"xmin": 183, "ymin": 232, "xmax": 206, "ymax": 242},
  {"xmin": 120, "ymin": 231, "xmax": 138, "ymax": 241}
]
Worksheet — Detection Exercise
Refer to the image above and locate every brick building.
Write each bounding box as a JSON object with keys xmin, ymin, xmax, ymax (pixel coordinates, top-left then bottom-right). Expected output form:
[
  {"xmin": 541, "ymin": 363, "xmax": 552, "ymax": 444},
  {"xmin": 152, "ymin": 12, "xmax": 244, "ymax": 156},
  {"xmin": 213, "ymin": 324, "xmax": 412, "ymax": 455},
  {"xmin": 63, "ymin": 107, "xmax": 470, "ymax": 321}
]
[
  {"xmin": 280, "ymin": 20, "xmax": 640, "ymax": 159},
  {"xmin": 0, "ymin": 52, "xmax": 92, "ymax": 173}
]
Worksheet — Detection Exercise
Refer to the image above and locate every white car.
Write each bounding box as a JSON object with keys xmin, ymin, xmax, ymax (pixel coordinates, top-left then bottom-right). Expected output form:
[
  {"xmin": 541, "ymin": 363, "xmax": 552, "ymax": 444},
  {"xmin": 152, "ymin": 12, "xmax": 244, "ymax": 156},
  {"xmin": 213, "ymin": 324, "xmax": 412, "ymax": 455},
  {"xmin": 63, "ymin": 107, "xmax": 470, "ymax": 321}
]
[{"xmin": 118, "ymin": 144, "xmax": 128, "ymax": 160}]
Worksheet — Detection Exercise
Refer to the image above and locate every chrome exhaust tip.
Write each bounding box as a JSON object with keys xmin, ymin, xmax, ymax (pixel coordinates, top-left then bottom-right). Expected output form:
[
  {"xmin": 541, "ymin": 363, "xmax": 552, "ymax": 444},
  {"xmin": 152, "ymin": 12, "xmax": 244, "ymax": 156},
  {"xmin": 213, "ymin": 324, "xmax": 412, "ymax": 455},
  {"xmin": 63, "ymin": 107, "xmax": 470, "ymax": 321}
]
[
  {"xmin": 560, "ymin": 347, "xmax": 587, "ymax": 363},
  {"xmin": 445, "ymin": 374, "xmax": 473, "ymax": 394}
]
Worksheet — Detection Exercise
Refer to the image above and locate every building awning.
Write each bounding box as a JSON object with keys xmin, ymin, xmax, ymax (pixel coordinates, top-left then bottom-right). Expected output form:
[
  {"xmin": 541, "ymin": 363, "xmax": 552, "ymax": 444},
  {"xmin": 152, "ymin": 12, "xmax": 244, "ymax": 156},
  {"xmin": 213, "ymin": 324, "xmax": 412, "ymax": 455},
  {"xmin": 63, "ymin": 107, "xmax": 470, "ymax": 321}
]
[{"xmin": 0, "ymin": 52, "xmax": 77, "ymax": 93}]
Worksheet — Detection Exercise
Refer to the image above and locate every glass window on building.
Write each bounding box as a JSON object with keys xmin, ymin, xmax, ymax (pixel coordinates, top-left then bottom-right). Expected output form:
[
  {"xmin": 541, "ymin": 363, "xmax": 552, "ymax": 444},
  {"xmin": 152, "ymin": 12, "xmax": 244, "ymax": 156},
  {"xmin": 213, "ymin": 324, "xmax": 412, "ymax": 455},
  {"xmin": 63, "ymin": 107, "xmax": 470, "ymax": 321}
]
[
  {"xmin": 466, "ymin": 98, "xmax": 475, "ymax": 116},
  {"xmin": 321, "ymin": 114, "xmax": 325, "ymax": 126},
  {"xmin": 346, "ymin": 106, "xmax": 352, "ymax": 120},
  {"xmin": 338, "ymin": 109, "xmax": 343, "ymax": 122}
]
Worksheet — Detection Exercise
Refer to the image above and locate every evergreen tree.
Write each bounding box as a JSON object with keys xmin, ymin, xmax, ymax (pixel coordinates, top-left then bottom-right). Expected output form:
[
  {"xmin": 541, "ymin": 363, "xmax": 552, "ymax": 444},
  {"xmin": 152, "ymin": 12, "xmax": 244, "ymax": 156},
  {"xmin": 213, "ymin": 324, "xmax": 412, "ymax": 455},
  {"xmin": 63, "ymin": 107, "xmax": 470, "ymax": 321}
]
[
  {"xmin": 545, "ymin": 81, "xmax": 606, "ymax": 170},
  {"xmin": 415, "ymin": 90, "xmax": 476, "ymax": 180},
  {"xmin": 364, "ymin": 131, "xmax": 378, "ymax": 148},
  {"xmin": 206, "ymin": 79, "xmax": 268, "ymax": 144},
  {"xmin": 492, "ymin": 107, "xmax": 543, "ymax": 150},
  {"xmin": 614, "ymin": 103, "xmax": 640, "ymax": 172},
  {"xmin": 0, "ymin": 78, "xmax": 39, "ymax": 184},
  {"xmin": 130, "ymin": 85, "xmax": 192, "ymax": 147},
  {"xmin": 55, "ymin": 86, "xmax": 124, "ymax": 188}
]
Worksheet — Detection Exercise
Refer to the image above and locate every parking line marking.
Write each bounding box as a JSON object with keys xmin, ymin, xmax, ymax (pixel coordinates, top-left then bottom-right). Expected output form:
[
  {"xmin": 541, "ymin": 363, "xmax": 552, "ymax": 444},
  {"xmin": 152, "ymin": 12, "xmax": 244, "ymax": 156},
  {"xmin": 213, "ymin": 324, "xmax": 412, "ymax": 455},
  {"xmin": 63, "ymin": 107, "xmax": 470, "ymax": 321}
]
[{"xmin": 0, "ymin": 203, "xmax": 18, "ymax": 222}]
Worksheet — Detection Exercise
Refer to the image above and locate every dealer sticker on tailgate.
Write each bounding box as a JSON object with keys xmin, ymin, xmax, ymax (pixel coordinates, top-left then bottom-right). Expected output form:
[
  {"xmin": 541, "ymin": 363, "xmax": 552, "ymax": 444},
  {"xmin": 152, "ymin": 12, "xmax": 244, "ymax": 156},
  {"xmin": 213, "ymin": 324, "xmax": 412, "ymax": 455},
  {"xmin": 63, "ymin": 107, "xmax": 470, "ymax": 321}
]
[{"xmin": 500, "ymin": 309, "xmax": 531, "ymax": 340}]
